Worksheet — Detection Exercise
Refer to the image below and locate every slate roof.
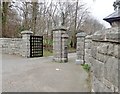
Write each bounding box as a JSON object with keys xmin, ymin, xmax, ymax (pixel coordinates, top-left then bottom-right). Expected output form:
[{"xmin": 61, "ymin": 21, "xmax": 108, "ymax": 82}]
[{"xmin": 103, "ymin": 10, "xmax": 120, "ymax": 24}]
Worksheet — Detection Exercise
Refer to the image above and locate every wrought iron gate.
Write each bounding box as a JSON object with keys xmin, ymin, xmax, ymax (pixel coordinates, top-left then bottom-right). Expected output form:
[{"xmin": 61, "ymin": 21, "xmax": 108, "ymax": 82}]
[{"xmin": 30, "ymin": 36, "xmax": 43, "ymax": 57}]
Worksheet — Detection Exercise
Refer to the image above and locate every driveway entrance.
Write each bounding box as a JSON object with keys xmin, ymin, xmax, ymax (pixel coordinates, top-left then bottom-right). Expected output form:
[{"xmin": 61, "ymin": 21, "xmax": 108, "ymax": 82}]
[{"xmin": 2, "ymin": 53, "xmax": 90, "ymax": 92}]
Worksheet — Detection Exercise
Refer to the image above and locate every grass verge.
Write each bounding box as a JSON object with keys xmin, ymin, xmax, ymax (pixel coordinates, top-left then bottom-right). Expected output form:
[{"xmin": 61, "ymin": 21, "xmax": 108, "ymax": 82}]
[
  {"xmin": 81, "ymin": 64, "xmax": 92, "ymax": 92},
  {"xmin": 81, "ymin": 64, "xmax": 91, "ymax": 72},
  {"xmin": 43, "ymin": 50, "xmax": 53, "ymax": 57}
]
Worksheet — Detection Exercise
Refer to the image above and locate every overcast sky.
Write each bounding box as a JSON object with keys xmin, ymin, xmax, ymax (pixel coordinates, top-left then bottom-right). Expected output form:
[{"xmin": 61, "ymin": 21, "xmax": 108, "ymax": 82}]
[{"xmin": 83, "ymin": 0, "xmax": 115, "ymax": 28}]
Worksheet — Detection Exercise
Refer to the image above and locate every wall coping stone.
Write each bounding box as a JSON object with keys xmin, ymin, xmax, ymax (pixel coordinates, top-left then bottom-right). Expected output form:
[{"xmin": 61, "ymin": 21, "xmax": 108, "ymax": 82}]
[
  {"xmin": 76, "ymin": 32, "xmax": 86, "ymax": 37},
  {"xmin": 0, "ymin": 38, "xmax": 21, "ymax": 39},
  {"xmin": 52, "ymin": 26, "xmax": 67, "ymax": 31},
  {"xmin": 62, "ymin": 34, "xmax": 69, "ymax": 38},
  {"xmin": 92, "ymin": 27, "xmax": 120, "ymax": 43},
  {"xmin": 21, "ymin": 30, "xmax": 33, "ymax": 35},
  {"xmin": 85, "ymin": 35, "xmax": 92, "ymax": 39}
]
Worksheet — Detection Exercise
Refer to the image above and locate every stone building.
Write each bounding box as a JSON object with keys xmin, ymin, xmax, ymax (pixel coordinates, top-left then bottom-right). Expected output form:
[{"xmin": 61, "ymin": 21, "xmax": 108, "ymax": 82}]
[{"xmin": 103, "ymin": 0, "xmax": 120, "ymax": 27}]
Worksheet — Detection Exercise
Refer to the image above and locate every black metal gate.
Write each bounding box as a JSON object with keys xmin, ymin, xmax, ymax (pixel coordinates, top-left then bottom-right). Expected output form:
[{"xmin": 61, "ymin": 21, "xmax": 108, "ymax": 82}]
[{"xmin": 30, "ymin": 36, "xmax": 43, "ymax": 57}]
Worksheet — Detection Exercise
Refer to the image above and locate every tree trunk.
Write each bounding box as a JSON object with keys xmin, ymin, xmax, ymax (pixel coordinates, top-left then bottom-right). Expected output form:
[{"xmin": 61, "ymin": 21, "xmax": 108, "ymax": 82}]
[
  {"xmin": 31, "ymin": 1, "xmax": 38, "ymax": 35},
  {"xmin": 72, "ymin": 0, "xmax": 78, "ymax": 48},
  {"xmin": 2, "ymin": 2, "xmax": 9, "ymax": 37},
  {"xmin": 24, "ymin": 2, "xmax": 29, "ymax": 30}
]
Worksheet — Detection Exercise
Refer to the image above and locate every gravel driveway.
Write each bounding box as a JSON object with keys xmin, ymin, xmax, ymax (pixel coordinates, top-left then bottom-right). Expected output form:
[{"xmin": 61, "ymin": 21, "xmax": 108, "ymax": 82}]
[{"xmin": 2, "ymin": 53, "xmax": 90, "ymax": 92}]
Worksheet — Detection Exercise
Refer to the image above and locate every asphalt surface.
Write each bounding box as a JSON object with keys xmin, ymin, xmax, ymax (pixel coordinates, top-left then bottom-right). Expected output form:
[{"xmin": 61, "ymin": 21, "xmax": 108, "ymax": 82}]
[{"xmin": 2, "ymin": 53, "xmax": 90, "ymax": 92}]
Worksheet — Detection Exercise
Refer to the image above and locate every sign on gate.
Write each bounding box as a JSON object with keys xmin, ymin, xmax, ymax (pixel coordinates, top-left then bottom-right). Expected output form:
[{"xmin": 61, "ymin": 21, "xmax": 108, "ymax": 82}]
[{"xmin": 30, "ymin": 36, "xmax": 43, "ymax": 57}]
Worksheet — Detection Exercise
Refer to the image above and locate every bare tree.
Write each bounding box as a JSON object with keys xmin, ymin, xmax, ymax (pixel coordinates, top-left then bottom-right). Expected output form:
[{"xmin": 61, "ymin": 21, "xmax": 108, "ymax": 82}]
[
  {"xmin": 0, "ymin": 2, "xmax": 2, "ymax": 37},
  {"xmin": 81, "ymin": 17, "xmax": 105, "ymax": 35},
  {"xmin": 2, "ymin": 1, "xmax": 21, "ymax": 37},
  {"xmin": 1, "ymin": 0, "xmax": 105, "ymax": 41}
]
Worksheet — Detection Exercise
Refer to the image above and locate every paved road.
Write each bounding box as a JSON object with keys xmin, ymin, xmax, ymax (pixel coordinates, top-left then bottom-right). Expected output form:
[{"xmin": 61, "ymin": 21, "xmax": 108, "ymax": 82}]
[{"xmin": 2, "ymin": 53, "xmax": 90, "ymax": 92}]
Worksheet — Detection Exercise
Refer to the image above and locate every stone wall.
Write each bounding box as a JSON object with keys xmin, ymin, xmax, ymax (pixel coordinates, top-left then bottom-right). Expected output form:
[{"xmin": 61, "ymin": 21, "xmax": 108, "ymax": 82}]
[
  {"xmin": 89, "ymin": 27, "xmax": 120, "ymax": 92},
  {"xmin": 0, "ymin": 38, "xmax": 22, "ymax": 56},
  {"xmin": 0, "ymin": 31, "xmax": 33, "ymax": 57}
]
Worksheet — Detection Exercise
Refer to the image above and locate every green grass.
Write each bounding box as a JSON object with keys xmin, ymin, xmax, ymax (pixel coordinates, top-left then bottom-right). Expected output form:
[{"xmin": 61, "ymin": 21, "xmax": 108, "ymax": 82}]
[
  {"xmin": 81, "ymin": 64, "xmax": 91, "ymax": 72},
  {"xmin": 43, "ymin": 50, "xmax": 53, "ymax": 57},
  {"xmin": 68, "ymin": 47, "xmax": 76, "ymax": 53}
]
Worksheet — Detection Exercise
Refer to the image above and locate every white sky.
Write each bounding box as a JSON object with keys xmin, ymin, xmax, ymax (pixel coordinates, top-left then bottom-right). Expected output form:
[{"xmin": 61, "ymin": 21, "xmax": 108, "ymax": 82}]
[{"xmin": 83, "ymin": 0, "xmax": 115, "ymax": 28}]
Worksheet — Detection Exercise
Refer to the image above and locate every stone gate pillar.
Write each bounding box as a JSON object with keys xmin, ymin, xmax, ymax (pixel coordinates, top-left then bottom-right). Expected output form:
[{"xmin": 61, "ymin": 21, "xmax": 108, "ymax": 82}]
[
  {"xmin": 21, "ymin": 30, "xmax": 33, "ymax": 57},
  {"xmin": 61, "ymin": 34, "xmax": 69, "ymax": 62},
  {"xmin": 52, "ymin": 26, "xmax": 68, "ymax": 63},
  {"xmin": 85, "ymin": 35, "xmax": 92, "ymax": 66},
  {"xmin": 76, "ymin": 31, "xmax": 86, "ymax": 64}
]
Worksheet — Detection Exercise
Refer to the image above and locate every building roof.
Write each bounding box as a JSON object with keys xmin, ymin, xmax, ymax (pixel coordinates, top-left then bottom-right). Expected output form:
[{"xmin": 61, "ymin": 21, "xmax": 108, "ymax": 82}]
[{"xmin": 103, "ymin": 10, "xmax": 120, "ymax": 24}]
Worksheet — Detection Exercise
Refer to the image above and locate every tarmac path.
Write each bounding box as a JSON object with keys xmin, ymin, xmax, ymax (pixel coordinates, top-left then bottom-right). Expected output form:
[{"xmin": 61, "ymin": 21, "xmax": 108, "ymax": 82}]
[{"xmin": 2, "ymin": 53, "xmax": 90, "ymax": 92}]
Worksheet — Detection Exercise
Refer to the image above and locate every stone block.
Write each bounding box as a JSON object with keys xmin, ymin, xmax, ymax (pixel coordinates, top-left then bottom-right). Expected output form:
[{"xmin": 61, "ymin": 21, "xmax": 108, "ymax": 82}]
[
  {"xmin": 106, "ymin": 32, "xmax": 120, "ymax": 43},
  {"xmin": 85, "ymin": 35, "xmax": 92, "ymax": 39},
  {"xmin": 77, "ymin": 42, "xmax": 85, "ymax": 46},
  {"xmin": 96, "ymin": 53, "xmax": 109, "ymax": 63},
  {"xmin": 91, "ymin": 46, "xmax": 98, "ymax": 59},
  {"xmin": 77, "ymin": 38, "xmax": 85, "ymax": 42},
  {"xmin": 92, "ymin": 30, "xmax": 105, "ymax": 41},
  {"xmin": 97, "ymin": 43, "xmax": 108, "ymax": 55},
  {"xmin": 76, "ymin": 32, "xmax": 86, "ymax": 37},
  {"xmin": 104, "ymin": 57, "xmax": 118, "ymax": 87},
  {"xmin": 92, "ymin": 59, "xmax": 104, "ymax": 81},
  {"xmin": 75, "ymin": 59, "xmax": 84, "ymax": 64},
  {"xmin": 77, "ymin": 50, "xmax": 84, "ymax": 55},
  {"xmin": 85, "ymin": 55, "xmax": 91, "ymax": 65},
  {"xmin": 114, "ymin": 44, "xmax": 120, "ymax": 59},
  {"xmin": 92, "ymin": 76, "xmax": 113, "ymax": 92},
  {"xmin": 89, "ymin": 57, "xmax": 95, "ymax": 65},
  {"xmin": 85, "ymin": 49, "xmax": 91, "ymax": 54},
  {"xmin": 85, "ymin": 42, "xmax": 91, "ymax": 49},
  {"xmin": 107, "ymin": 43, "xmax": 114, "ymax": 56},
  {"xmin": 103, "ymin": 78, "xmax": 117, "ymax": 92},
  {"xmin": 76, "ymin": 54, "xmax": 84, "ymax": 60}
]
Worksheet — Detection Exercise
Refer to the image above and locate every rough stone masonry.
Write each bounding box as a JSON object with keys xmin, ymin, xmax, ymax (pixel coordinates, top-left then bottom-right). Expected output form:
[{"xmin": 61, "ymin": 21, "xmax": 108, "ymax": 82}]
[
  {"xmin": 90, "ymin": 27, "xmax": 120, "ymax": 92},
  {"xmin": 52, "ymin": 26, "xmax": 69, "ymax": 63},
  {"xmin": 87, "ymin": 0, "xmax": 120, "ymax": 92},
  {"xmin": 0, "ymin": 31, "xmax": 33, "ymax": 57},
  {"xmin": 77, "ymin": 27, "xmax": 120, "ymax": 92}
]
